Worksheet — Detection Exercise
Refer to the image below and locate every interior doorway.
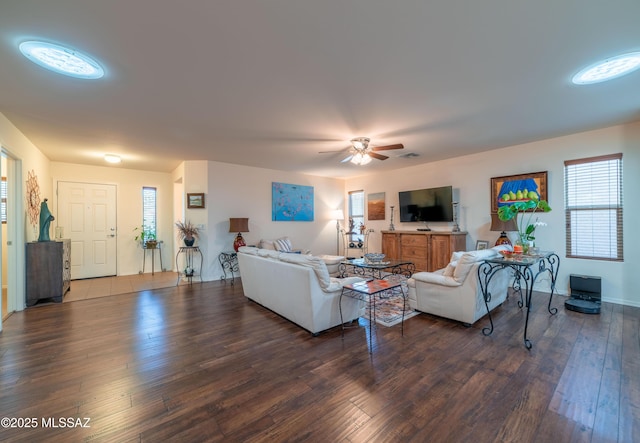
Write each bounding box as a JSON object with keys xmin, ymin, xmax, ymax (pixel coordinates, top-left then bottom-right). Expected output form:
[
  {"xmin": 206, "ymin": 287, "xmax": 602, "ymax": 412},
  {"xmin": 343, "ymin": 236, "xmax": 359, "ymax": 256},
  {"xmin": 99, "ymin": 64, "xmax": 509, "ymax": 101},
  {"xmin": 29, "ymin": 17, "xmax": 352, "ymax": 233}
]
[
  {"xmin": 1, "ymin": 154, "xmax": 7, "ymax": 320},
  {"xmin": 0, "ymin": 149, "xmax": 25, "ymax": 330}
]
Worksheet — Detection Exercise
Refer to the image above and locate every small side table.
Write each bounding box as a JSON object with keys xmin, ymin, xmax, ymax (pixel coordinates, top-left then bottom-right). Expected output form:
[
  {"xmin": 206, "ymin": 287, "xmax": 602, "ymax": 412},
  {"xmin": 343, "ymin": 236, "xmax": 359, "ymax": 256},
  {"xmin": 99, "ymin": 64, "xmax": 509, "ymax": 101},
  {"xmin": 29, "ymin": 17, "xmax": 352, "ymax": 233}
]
[
  {"xmin": 176, "ymin": 246, "xmax": 203, "ymax": 285},
  {"xmin": 477, "ymin": 252, "xmax": 559, "ymax": 349},
  {"xmin": 339, "ymin": 279, "xmax": 406, "ymax": 353},
  {"xmin": 141, "ymin": 241, "xmax": 164, "ymax": 275},
  {"xmin": 219, "ymin": 251, "xmax": 238, "ymax": 284}
]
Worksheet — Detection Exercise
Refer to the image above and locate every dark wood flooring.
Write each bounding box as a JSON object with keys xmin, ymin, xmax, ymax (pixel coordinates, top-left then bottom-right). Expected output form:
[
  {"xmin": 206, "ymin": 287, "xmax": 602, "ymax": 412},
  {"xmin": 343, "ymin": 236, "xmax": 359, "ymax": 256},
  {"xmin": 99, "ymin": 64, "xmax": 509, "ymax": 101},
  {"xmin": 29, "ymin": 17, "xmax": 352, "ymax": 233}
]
[{"xmin": 0, "ymin": 279, "xmax": 638, "ymax": 442}]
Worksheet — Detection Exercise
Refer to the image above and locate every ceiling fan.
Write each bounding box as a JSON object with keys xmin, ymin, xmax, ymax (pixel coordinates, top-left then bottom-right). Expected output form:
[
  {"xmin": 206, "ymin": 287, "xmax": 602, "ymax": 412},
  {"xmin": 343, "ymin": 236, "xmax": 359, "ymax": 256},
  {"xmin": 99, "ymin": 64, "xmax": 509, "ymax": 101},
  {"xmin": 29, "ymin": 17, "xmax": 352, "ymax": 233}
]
[{"xmin": 320, "ymin": 137, "xmax": 404, "ymax": 165}]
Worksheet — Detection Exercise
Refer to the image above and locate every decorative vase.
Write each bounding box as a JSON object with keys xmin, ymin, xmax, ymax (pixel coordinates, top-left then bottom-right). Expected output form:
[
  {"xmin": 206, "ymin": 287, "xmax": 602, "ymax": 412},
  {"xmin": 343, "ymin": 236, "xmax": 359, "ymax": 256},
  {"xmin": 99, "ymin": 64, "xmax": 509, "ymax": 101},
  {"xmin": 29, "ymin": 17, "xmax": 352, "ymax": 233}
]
[
  {"xmin": 233, "ymin": 233, "xmax": 246, "ymax": 252},
  {"xmin": 184, "ymin": 237, "xmax": 195, "ymax": 247},
  {"xmin": 514, "ymin": 239, "xmax": 532, "ymax": 255}
]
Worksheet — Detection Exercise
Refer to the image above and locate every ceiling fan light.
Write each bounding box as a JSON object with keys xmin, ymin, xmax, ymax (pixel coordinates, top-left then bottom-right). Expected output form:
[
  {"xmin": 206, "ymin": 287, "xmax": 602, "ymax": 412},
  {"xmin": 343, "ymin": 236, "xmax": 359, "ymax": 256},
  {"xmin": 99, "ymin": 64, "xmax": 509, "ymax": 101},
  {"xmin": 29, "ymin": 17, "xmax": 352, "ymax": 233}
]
[
  {"xmin": 350, "ymin": 137, "xmax": 370, "ymax": 150},
  {"xmin": 360, "ymin": 154, "xmax": 372, "ymax": 165},
  {"xmin": 350, "ymin": 152, "xmax": 364, "ymax": 164}
]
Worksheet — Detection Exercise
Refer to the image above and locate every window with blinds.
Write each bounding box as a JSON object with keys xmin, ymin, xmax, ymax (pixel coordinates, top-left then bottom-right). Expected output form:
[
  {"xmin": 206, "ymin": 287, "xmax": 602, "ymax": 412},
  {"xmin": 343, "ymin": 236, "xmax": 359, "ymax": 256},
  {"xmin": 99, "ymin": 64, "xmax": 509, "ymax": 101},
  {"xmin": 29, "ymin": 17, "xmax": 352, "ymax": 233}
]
[
  {"xmin": 1, "ymin": 177, "xmax": 6, "ymax": 224},
  {"xmin": 564, "ymin": 154, "xmax": 623, "ymax": 261},
  {"xmin": 142, "ymin": 187, "xmax": 157, "ymax": 236},
  {"xmin": 348, "ymin": 190, "xmax": 364, "ymax": 241}
]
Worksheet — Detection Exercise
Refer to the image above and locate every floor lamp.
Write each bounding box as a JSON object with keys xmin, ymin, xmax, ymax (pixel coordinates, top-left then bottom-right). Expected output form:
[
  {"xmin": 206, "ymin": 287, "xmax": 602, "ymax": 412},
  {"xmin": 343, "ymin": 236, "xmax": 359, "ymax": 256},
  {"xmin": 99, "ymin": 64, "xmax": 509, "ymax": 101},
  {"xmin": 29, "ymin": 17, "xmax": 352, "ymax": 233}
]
[{"xmin": 331, "ymin": 210, "xmax": 344, "ymax": 255}]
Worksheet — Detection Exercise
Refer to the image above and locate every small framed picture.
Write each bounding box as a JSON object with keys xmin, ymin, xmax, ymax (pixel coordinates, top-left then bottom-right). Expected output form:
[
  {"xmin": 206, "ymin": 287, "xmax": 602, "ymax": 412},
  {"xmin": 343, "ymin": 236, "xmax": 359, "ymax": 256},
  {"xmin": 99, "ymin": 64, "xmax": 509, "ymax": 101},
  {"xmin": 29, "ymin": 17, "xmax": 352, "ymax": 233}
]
[
  {"xmin": 187, "ymin": 193, "xmax": 205, "ymax": 209},
  {"xmin": 476, "ymin": 240, "xmax": 489, "ymax": 250}
]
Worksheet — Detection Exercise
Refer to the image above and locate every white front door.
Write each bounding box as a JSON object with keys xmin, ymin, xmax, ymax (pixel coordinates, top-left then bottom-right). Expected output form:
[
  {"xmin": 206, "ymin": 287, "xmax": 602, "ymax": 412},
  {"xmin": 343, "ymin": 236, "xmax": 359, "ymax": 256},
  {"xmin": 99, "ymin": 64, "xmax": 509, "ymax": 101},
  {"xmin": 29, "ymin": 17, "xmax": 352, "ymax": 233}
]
[{"xmin": 57, "ymin": 182, "xmax": 117, "ymax": 279}]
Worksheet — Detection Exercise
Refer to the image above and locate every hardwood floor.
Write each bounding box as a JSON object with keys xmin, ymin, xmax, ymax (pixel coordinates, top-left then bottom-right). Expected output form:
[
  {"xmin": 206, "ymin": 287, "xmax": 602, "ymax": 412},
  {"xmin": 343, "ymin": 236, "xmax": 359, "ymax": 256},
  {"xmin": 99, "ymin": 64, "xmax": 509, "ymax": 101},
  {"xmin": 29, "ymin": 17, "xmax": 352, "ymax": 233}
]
[{"xmin": 0, "ymin": 280, "xmax": 638, "ymax": 442}]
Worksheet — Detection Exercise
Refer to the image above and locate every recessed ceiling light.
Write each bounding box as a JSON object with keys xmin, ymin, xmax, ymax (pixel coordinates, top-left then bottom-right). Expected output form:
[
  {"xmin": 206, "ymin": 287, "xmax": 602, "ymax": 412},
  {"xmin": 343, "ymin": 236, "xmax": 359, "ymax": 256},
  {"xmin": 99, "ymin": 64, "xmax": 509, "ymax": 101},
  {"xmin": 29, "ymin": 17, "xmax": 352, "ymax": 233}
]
[
  {"xmin": 104, "ymin": 154, "xmax": 121, "ymax": 164},
  {"xmin": 19, "ymin": 41, "xmax": 104, "ymax": 79},
  {"xmin": 572, "ymin": 52, "xmax": 640, "ymax": 85}
]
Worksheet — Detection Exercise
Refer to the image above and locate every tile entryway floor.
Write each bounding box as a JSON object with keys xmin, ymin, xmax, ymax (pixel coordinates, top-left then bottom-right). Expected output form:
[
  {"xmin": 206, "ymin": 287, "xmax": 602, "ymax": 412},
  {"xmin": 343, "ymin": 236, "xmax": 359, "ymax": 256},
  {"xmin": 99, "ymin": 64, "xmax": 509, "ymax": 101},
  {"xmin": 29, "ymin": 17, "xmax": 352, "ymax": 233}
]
[{"xmin": 65, "ymin": 271, "xmax": 180, "ymax": 303}]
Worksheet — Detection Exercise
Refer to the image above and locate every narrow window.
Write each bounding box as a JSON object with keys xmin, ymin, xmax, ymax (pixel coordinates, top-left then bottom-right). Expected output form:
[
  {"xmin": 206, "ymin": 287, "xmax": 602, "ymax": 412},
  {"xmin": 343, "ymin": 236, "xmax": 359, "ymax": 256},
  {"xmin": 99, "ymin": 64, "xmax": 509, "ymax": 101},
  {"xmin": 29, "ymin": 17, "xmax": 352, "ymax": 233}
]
[
  {"xmin": 142, "ymin": 187, "xmax": 157, "ymax": 237},
  {"xmin": 1, "ymin": 177, "xmax": 6, "ymax": 224},
  {"xmin": 564, "ymin": 154, "xmax": 623, "ymax": 260},
  {"xmin": 348, "ymin": 190, "xmax": 364, "ymax": 241}
]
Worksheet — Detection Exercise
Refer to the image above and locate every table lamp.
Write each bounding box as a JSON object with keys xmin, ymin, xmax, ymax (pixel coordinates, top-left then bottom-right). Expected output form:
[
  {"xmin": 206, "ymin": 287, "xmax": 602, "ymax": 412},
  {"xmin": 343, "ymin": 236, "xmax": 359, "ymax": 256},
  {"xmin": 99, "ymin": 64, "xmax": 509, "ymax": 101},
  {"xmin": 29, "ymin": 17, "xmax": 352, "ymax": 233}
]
[
  {"xmin": 229, "ymin": 218, "xmax": 249, "ymax": 251},
  {"xmin": 490, "ymin": 213, "xmax": 517, "ymax": 246}
]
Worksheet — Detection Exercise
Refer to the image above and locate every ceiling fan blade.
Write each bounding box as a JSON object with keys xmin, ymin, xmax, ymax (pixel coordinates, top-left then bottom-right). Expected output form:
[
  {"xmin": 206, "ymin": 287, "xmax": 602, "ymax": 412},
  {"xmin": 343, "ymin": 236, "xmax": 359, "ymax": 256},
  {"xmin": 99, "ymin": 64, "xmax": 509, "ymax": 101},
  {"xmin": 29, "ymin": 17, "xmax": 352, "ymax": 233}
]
[
  {"xmin": 340, "ymin": 154, "xmax": 354, "ymax": 163},
  {"xmin": 369, "ymin": 152, "xmax": 389, "ymax": 161},
  {"xmin": 318, "ymin": 145, "xmax": 351, "ymax": 154},
  {"xmin": 372, "ymin": 143, "xmax": 404, "ymax": 151}
]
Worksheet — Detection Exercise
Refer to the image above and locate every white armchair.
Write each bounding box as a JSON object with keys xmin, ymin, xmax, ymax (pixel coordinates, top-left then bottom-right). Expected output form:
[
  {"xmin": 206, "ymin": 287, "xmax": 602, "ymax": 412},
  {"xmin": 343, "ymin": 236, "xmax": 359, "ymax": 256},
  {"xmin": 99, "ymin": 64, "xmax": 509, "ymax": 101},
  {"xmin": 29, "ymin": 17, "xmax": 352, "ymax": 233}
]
[{"xmin": 407, "ymin": 247, "xmax": 511, "ymax": 325}]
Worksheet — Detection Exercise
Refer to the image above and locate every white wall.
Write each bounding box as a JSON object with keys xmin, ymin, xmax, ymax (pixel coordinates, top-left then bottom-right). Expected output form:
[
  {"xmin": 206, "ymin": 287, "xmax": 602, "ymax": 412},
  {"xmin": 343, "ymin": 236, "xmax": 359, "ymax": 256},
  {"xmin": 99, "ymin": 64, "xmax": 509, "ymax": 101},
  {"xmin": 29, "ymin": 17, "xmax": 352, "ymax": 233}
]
[
  {"xmin": 0, "ymin": 113, "xmax": 51, "ymax": 314},
  {"xmin": 4, "ymin": 109, "xmax": 640, "ymax": 307},
  {"xmin": 195, "ymin": 161, "xmax": 345, "ymax": 281},
  {"xmin": 346, "ymin": 121, "xmax": 640, "ymax": 307},
  {"xmin": 50, "ymin": 162, "xmax": 175, "ymax": 277}
]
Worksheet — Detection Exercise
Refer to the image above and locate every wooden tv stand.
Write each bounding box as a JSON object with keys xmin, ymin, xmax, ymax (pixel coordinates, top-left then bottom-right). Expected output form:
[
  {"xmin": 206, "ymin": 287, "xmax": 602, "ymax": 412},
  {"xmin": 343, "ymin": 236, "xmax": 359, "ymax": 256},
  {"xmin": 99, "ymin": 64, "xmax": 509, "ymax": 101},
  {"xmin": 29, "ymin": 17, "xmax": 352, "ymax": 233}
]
[{"xmin": 381, "ymin": 230, "xmax": 467, "ymax": 272}]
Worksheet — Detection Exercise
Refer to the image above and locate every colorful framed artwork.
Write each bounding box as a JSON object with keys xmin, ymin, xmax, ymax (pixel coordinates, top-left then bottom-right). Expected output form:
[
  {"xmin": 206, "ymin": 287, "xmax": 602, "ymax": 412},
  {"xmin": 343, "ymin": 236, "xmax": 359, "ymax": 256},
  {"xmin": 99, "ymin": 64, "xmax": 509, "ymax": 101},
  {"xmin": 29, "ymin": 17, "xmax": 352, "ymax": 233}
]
[
  {"xmin": 367, "ymin": 192, "xmax": 385, "ymax": 220},
  {"xmin": 490, "ymin": 171, "xmax": 548, "ymax": 213},
  {"xmin": 272, "ymin": 182, "xmax": 314, "ymax": 221},
  {"xmin": 187, "ymin": 193, "xmax": 205, "ymax": 209}
]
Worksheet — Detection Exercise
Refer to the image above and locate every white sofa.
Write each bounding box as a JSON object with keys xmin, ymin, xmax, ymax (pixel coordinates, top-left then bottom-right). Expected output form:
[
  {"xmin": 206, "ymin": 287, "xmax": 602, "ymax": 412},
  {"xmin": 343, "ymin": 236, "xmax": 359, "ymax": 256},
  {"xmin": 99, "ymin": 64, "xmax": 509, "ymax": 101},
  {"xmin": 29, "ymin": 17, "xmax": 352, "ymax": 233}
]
[
  {"xmin": 237, "ymin": 246, "xmax": 365, "ymax": 335},
  {"xmin": 407, "ymin": 247, "xmax": 511, "ymax": 325},
  {"xmin": 258, "ymin": 236, "xmax": 311, "ymax": 255}
]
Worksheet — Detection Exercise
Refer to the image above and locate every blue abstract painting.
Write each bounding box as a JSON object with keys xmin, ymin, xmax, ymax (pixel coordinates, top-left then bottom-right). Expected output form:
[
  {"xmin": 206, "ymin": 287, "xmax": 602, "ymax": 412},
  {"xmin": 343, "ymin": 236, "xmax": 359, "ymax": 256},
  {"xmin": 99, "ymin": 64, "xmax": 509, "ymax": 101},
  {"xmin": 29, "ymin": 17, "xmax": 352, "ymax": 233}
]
[{"xmin": 272, "ymin": 182, "xmax": 314, "ymax": 221}]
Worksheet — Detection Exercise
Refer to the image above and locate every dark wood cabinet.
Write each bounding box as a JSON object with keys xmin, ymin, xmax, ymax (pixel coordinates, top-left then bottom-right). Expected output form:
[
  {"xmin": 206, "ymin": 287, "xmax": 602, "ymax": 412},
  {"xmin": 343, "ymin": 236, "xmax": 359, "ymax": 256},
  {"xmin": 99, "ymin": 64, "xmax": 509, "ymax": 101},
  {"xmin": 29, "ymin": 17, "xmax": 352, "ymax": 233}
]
[
  {"xmin": 25, "ymin": 240, "xmax": 71, "ymax": 306},
  {"xmin": 381, "ymin": 231, "xmax": 467, "ymax": 272}
]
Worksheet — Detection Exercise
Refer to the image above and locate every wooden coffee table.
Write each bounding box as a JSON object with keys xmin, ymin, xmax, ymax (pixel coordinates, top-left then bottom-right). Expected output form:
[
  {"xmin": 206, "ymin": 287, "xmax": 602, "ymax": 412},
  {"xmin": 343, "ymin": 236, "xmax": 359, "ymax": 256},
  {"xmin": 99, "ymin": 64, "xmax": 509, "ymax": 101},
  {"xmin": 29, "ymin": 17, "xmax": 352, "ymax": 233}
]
[{"xmin": 339, "ymin": 279, "xmax": 406, "ymax": 352}]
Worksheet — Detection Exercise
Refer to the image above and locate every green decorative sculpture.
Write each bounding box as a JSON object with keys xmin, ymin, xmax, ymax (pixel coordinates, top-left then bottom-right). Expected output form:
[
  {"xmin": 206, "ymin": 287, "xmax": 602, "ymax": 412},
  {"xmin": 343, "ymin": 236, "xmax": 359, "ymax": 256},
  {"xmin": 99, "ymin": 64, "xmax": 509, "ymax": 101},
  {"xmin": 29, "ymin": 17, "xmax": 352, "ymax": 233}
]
[{"xmin": 38, "ymin": 198, "xmax": 55, "ymax": 242}]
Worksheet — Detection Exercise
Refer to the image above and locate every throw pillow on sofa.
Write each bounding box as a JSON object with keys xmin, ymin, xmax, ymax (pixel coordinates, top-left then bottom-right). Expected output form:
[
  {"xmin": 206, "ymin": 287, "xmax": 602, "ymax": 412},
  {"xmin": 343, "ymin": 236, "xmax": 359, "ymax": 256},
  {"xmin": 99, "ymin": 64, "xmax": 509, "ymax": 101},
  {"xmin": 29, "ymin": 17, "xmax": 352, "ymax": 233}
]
[{"xmin": 274, "ymin": 237, "xmax": 293, "ymax": 252}]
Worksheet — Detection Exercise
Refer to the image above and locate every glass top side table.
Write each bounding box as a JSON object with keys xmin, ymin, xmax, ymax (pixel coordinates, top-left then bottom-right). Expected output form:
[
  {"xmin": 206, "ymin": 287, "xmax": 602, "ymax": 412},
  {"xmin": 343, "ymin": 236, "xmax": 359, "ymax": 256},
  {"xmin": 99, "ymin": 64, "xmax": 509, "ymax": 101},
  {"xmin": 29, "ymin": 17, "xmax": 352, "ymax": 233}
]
[{"xmin": 477, "ymin": 251, "xmax": 560, "ymax": 349}]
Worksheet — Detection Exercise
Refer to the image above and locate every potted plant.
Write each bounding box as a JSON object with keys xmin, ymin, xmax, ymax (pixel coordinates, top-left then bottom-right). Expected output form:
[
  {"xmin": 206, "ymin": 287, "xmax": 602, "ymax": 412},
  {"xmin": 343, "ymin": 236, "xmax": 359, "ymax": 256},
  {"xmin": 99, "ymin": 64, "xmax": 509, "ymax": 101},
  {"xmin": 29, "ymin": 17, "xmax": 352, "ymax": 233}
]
[
  {"xmin": 133, "ymin": 224, "xmax": 157, "ymax": 248},
  {"xmin": 175, "ymin": 220, "xmax": 200, "ymax": 246},
  {"xmin": 497, "ymin": 199, "xmax": 551, "ymax": 254}
]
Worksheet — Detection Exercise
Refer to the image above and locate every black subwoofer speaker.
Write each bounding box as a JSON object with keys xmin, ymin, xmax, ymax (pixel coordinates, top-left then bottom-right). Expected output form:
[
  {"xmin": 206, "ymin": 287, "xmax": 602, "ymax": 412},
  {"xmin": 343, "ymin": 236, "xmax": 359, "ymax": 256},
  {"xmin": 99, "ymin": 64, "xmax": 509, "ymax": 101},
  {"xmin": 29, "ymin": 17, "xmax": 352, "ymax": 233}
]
[{"xmin": 565, "ymin": 274, "xmax": 601, "ymax": 314}]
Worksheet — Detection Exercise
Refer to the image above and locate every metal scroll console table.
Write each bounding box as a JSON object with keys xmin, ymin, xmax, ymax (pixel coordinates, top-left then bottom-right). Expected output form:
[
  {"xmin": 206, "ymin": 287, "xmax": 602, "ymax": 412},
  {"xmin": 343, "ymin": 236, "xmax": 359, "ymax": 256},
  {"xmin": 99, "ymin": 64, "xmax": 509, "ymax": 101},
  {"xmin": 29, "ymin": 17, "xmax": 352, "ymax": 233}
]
[
  {"xmin": 477, "ymin": 251, "xmax": 560, "ymax": 349},
  {"xmin": 338, "ymin": 258, "xmax": 416, "ymax": 279},
  {"xmin": 176, "ymin": 246, "xmax": 203, "ymax": 285},
  {"xmin": 218, "ymin": 251, "xmax": 239, "ymax": 284}
]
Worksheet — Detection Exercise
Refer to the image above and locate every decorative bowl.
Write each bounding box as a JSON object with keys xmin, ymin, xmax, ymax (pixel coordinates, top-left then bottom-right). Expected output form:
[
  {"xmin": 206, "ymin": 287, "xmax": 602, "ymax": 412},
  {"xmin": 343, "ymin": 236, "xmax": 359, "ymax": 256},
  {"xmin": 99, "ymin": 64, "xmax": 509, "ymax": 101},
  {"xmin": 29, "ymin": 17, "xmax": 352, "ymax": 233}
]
[
  {"xmin": 499, "ymin": 250, "xmax": 513, "ymax": 258},
  {"xmin": 364, "ymin": 253, "xmax": 386, "ymax": 263}
]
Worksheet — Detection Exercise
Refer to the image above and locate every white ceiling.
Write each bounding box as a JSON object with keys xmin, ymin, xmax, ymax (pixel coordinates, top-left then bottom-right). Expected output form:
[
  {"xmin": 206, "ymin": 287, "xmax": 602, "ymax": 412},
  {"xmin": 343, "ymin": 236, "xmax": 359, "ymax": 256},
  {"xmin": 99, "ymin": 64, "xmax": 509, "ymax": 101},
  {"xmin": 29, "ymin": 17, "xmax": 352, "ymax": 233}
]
[{"xmin": 1, "ymin": 1, "xmax": 639, "ymax": 178}]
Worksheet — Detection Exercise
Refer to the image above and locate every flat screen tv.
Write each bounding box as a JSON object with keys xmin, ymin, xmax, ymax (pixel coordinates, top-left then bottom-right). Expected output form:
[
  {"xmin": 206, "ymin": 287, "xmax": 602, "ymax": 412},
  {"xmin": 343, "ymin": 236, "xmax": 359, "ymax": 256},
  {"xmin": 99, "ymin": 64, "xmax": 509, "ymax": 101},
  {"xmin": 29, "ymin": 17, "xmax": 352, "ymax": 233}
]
[{"xmin": 399, "ymin": 186, "xmax": 453, "ymax": 222}]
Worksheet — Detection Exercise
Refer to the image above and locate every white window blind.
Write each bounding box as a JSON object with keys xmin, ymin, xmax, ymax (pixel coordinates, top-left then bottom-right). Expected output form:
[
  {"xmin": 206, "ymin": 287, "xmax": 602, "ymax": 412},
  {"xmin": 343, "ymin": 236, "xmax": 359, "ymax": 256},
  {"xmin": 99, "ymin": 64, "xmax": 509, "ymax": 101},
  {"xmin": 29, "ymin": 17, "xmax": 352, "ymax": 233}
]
[
  {"xmin": 142, "ymin": 187, "xmax": 157, "ymax": 236},
  {"xmin": 564, "ymin": 154, "xmax": 623, "ymax": 261},
  {"xmin": 348, "ymin": 190, "xmax": 364, "ymax": 240}
]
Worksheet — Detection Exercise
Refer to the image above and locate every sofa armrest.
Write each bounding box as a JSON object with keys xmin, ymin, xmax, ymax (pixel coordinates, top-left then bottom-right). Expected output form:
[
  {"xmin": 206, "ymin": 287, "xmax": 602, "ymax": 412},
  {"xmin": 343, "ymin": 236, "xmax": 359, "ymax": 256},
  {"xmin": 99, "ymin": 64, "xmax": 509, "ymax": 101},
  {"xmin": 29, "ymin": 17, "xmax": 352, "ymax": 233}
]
[
  {"xmin": 409, "ymin": 271, "xmax": 461, "ymax": 287},
  {"xmin": 324, "ymin": 276, "xmax": 366, "ymax": 293}
]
